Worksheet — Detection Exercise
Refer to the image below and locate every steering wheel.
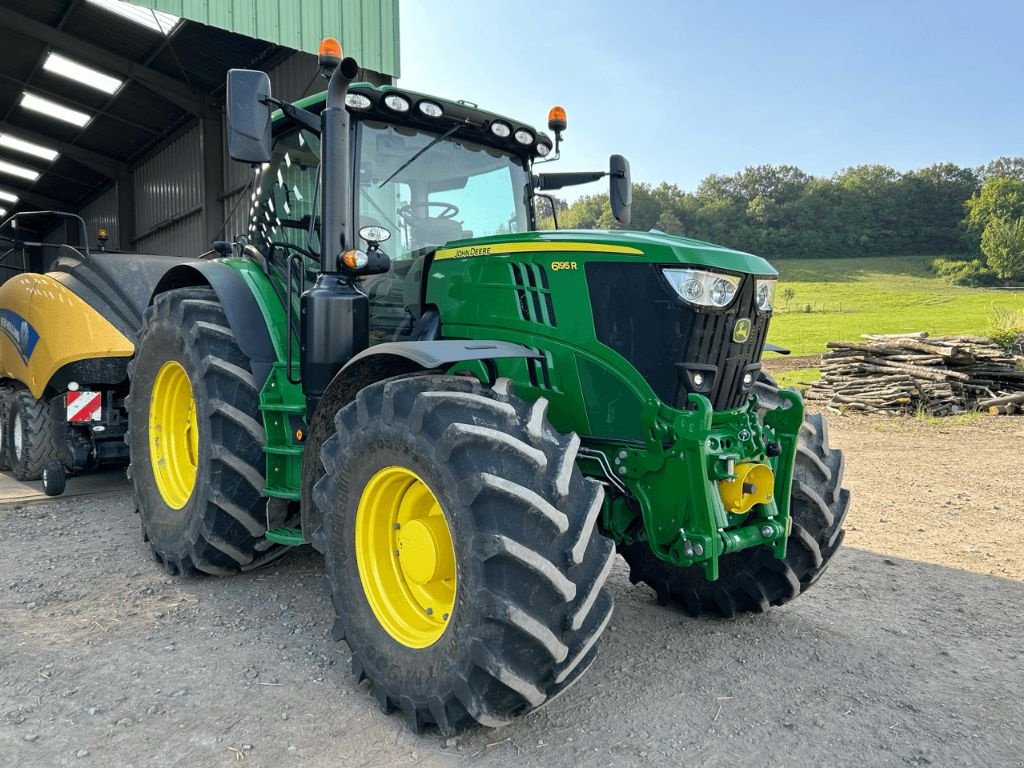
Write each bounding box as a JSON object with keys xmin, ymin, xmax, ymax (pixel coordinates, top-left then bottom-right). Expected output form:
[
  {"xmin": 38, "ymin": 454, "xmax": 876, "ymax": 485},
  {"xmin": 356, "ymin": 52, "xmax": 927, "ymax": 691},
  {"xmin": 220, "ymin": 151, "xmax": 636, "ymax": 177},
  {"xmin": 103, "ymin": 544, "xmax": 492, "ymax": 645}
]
[{"xmin": 398, "ymin": 201, "xmax": 460, "ymax": 224}]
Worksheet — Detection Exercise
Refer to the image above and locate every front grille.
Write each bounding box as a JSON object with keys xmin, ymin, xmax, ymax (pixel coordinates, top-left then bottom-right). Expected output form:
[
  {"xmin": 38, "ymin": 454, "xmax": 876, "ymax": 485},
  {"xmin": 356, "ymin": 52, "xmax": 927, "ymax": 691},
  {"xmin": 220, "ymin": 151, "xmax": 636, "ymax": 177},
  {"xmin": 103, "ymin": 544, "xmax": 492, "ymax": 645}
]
[{"xmin": 586, "ymin": 263, "xmax": 770, "ymax": 410}]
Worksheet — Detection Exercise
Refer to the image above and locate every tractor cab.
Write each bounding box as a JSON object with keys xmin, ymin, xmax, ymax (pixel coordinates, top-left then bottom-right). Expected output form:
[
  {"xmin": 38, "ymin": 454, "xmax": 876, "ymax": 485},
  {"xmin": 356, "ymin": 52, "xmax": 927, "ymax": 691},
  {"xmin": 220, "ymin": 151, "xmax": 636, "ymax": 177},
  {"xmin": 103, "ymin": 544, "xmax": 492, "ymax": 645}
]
[{"xmin": 248, "ymin": 99, "xmax": 535, "ymax": 342}]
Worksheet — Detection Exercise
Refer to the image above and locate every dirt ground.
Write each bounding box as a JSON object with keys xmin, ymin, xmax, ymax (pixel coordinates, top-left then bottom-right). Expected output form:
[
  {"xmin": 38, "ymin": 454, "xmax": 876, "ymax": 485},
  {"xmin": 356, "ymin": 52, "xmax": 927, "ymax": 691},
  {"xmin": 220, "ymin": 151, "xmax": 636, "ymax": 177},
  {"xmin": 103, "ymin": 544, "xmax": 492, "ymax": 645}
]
[{"xmin": 2, "ymin": 413, "xmax": 1023, "ymax": 768}]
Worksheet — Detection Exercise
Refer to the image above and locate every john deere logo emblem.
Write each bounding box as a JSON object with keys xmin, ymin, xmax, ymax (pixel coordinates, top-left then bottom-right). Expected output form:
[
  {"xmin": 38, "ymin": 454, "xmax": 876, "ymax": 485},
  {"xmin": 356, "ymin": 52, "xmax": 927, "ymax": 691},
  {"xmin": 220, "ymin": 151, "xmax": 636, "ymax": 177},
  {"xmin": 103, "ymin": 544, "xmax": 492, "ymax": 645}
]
[{"xmin": 733, "ymin": 318, "xmax": 752, "ymax": 343}]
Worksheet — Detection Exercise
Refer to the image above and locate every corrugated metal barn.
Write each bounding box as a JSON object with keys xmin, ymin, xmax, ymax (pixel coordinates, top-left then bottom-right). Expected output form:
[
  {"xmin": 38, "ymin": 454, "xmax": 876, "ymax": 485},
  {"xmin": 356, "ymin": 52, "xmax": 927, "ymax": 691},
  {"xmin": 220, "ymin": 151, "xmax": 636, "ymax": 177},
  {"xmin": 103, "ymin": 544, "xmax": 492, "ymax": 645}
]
[{"xmin": 0, "ymin": 0, "xmax": 400, "ymax": 271}]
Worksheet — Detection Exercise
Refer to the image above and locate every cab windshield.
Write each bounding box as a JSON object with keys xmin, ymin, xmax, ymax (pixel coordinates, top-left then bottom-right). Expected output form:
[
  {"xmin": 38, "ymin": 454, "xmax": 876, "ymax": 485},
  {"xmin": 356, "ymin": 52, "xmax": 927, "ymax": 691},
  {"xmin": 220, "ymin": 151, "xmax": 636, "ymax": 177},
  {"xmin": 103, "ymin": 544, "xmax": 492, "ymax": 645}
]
[{"xmin": 356, "ymin": 120, "xmax": 531, "ymax": 261}]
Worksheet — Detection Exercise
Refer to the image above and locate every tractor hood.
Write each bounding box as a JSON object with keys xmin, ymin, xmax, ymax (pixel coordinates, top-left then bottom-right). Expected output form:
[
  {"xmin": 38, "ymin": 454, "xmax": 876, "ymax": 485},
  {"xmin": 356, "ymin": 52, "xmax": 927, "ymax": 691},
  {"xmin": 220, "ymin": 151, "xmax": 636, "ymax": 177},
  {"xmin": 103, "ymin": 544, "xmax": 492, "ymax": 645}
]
[{"xmin": 436, "ymin": 230, "xmax": 777, "ymax": 276}]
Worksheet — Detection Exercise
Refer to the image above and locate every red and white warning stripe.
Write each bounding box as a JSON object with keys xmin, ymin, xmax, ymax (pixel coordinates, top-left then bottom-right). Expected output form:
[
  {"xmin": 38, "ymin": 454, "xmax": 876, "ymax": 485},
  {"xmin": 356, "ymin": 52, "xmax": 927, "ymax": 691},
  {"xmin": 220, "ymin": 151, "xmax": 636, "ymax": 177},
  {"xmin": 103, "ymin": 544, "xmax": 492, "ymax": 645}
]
[{"xmin": 66, "ymin": 391, "xmax": 102, "ymax": 422}]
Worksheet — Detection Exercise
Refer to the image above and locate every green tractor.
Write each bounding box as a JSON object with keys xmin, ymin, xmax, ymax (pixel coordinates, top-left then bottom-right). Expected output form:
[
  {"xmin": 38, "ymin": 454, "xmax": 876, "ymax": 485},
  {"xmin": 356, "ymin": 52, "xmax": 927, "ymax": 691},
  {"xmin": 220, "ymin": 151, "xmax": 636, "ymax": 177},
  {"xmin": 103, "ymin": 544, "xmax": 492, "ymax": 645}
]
[{"xmin": 126, "ymin": 41, "xmax": 848, "ymax": 733}]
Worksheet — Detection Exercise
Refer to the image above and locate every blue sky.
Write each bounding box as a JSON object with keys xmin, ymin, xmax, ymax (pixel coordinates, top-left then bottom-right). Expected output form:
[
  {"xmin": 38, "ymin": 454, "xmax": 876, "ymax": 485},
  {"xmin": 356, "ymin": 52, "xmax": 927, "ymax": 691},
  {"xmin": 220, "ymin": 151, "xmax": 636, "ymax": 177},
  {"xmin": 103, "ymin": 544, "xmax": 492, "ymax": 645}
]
[{"xmin": 398, "ymin": 0, "xmax": 1024, "ymax": 199}]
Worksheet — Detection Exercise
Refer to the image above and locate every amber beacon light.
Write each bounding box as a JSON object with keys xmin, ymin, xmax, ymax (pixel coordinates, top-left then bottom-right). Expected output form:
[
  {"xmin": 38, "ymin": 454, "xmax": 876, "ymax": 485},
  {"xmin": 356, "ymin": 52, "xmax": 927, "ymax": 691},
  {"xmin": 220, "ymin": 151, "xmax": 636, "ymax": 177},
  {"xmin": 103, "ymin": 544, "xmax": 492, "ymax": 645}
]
[
  {"xmin": 547, "ymin": 105, "xmax": 567, "ymax": 133},
  {"xmin": 318, "ymin": 37, "xmax": 342, "ymax": 70}
]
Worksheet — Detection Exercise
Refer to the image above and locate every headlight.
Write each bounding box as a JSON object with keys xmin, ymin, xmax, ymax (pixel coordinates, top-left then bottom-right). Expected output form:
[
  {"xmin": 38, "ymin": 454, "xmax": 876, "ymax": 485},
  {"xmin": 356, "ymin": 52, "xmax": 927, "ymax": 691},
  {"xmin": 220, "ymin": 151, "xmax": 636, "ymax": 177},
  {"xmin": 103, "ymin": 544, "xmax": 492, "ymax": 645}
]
[
  {"xmin": 345, "ymin": 93, "xmax": 371, "ymax": 110},
  {"xmin": 490, "ymin": 121, "xmax": 512, "ymax": 138},
  {"xmin": 662, "ymin": 269, "xmax": 741, "ymax": 308},
  {"xmin": 417, "ymin": 100, "xmax": 443, "ymax": 117},
  {"xmin": 755, "ymin": 279, "xmax": 777, "ymax": 312},
  {"xmin": 383, "ymin": 94, "xmax": 410, "ymax": 112},
  {"xmin": 514, "ymin": 128, "xmax": 534, "ymax": 145}
]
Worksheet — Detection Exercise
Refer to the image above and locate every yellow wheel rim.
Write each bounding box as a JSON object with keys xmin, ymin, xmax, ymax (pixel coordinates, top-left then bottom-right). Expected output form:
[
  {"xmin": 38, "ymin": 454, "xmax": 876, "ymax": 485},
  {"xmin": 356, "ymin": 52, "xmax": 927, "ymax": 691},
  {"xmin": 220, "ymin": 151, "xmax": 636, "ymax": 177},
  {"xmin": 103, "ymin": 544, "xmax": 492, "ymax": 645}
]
[
  {"xmin": 355, "ymin": 467, "xmax": 457, "ymax": 648},
  {"xmin": 148, "ymin": 360, "xmax": 199, "ymax": 510}
]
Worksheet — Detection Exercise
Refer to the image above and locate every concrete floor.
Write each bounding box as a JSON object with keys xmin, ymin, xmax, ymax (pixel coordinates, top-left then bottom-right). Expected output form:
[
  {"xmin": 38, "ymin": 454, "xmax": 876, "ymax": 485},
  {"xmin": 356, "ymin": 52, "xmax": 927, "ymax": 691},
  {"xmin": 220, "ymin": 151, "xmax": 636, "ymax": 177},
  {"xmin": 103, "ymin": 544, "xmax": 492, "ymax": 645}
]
[{"xmin": 0, "ymin": 467, "xmax": 129, "ymax": 506}]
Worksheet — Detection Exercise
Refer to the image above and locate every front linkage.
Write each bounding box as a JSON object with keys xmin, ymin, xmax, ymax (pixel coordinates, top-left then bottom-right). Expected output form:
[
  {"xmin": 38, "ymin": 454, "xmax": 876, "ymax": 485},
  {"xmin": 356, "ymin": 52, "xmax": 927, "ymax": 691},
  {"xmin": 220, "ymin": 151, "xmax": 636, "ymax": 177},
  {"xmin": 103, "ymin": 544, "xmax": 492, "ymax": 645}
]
[{"xmin": 585, "ymin": 388, "xmax": 804, "ymax": 581}]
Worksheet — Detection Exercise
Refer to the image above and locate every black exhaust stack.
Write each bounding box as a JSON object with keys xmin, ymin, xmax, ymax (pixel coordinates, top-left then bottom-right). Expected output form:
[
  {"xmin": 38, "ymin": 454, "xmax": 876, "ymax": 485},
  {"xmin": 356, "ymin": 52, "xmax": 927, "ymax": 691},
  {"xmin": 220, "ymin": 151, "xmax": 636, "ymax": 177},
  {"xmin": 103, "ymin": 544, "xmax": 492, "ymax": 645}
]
[
  {"xmin": 320, "ymin": 55, "xmax": 360, "ymax": 272},
  {"xmin": 300, "ymin": 53, "xmax": 368, "ymax": 420}
]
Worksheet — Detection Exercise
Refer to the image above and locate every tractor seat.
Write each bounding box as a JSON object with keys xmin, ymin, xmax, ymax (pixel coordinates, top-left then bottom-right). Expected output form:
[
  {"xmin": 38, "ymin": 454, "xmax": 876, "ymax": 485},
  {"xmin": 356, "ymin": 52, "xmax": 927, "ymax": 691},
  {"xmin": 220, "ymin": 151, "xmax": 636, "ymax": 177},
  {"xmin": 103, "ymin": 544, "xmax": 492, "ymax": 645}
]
[{"xmin": 410, "ymin": 217, "xmax": 464, "ymax": 249}]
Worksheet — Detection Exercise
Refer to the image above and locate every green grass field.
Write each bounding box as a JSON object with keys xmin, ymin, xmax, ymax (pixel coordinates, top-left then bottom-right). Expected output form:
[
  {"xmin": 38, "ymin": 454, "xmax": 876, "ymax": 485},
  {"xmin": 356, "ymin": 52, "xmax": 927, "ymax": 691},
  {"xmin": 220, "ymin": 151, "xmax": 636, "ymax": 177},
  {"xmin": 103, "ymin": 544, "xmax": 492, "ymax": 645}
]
[{"xmin": 766, "ymin": 256, "xmax": 1024, "ymax": 355}]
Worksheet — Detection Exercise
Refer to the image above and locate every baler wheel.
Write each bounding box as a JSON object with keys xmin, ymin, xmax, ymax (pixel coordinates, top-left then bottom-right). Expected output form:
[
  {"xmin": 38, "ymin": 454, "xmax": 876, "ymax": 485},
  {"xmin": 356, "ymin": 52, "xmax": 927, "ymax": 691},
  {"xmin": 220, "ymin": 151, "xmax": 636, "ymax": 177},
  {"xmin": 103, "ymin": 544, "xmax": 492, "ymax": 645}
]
[
  {"xmin": 0, "ymin": 385, "xmax": 13, "ymax": 472},
  {"xmin": 313, "ymin": 375, "xmax": 615, "ymax": 735},
  {"xmin": 42, "ymin": 460, "xmax": 66, "ymax": 496},
  {"xmin": 126, "ymin": 287, "xmax": 288, "ymax": 576},
  {"xmin": 618, "ymin": 377, "xmax": 849, "ymax": 617},
  {"xmin": 7, "ymin": 387, "xmax": 61, "ymax": 481}
]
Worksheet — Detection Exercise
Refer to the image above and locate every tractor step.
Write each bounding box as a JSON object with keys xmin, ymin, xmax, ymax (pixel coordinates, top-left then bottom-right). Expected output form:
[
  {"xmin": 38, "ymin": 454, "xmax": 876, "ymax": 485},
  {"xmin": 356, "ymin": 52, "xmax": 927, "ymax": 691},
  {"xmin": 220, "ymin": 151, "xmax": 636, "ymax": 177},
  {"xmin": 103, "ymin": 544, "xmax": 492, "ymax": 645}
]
[
  {"xmin": 265, "ymin": 526, "xmax": 305, "ymax": 546},
  {"xmin": 261, "ymin": 402, "xmax": 306, "ymax": 414},
  {"xmin": 264, "ymin": 445, "xmax": 304, "ymax": 456}
]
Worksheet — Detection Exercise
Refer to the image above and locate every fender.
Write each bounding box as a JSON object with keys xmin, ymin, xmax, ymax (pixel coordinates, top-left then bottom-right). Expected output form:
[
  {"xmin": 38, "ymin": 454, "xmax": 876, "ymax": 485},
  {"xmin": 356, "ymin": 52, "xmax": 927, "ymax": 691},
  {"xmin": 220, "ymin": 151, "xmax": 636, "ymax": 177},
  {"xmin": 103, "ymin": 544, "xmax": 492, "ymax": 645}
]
[
  {"xmin": 151, "ymin": 261, "xmax": 278, "ymax": 386},
  {"xmin": 299, "ymin": 340, "xmax": 542, "ymax": 542},
  {"xmin": 0, "ymin": 273, "xmax": 135, "ymax": 398}
]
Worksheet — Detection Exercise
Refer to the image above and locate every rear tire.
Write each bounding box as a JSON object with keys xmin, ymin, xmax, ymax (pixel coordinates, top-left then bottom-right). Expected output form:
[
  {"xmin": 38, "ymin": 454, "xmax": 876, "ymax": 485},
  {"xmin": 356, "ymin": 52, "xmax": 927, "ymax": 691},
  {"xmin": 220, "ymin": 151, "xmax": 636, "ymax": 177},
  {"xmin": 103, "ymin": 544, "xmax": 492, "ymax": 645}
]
[
  {"xmin": 8, "ymin": 387, "xmax": 61, "ymax": 481},
  {"xmin": 619, "ymin": 379, "xmax": 849, "ymax": 617},
  {"xmin": 127, "ymin": 287, "xmax": 287, "ymax": 576},
  {"xmin": 313, "ymin": 375, "xmax": 615, "ymax": 734},
  {"xmin": 0, "ymin": 385, "xmax": 13, "ymax": 471}
]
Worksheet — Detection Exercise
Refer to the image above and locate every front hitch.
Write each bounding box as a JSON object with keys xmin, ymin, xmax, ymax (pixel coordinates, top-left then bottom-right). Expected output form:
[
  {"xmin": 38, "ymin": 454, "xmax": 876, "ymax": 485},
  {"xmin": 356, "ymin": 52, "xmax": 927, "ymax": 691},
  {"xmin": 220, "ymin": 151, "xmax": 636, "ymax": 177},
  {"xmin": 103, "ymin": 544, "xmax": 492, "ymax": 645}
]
[{"xmin": 593, "ymin": 389, "xmax": 805, "ymax": 580}]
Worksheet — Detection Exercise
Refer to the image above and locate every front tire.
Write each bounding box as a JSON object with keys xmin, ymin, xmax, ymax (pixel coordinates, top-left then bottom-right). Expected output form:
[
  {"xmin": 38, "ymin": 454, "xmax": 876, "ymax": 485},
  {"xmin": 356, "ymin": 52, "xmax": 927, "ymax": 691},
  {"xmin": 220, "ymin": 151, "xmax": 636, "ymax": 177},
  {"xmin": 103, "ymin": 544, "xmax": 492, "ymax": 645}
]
[
  {"xmin": 127, "ymin": 287, "xmax": 286, "ymax": 575},
  {"xmin": 313, "ymin": 375, "xmax": 615, "ymax": 734},
  {"xmin": 619, "ymin": 379, "xmax": 849, "ymax": 617}
]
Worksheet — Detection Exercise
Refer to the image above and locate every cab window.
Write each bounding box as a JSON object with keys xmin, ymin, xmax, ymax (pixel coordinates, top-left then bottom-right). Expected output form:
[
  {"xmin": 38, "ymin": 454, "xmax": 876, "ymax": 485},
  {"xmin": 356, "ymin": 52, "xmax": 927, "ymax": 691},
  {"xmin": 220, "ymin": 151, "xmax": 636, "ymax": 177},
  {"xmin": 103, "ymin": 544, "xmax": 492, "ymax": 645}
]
[{"xmin": 250, "ymin": 128, "xmax": 322, "ymax": 288}]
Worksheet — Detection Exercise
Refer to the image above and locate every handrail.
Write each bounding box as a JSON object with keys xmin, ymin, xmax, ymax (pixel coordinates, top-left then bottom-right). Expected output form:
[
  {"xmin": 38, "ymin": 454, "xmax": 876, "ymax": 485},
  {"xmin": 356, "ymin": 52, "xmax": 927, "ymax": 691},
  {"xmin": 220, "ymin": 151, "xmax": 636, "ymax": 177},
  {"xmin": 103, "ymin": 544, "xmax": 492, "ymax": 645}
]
[{"xmin": 0, "ymin": 210, "xmax": 91, "ymax": 258}]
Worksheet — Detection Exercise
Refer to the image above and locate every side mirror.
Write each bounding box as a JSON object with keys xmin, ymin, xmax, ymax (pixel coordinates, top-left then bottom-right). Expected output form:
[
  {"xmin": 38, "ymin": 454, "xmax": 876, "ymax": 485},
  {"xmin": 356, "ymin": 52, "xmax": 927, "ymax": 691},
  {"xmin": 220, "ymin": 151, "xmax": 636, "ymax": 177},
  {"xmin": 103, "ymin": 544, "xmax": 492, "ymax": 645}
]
[
  {"xmin": 212, "ymin": 240, "xmax": 234, "ymax": 257},
  {"xmin": 226, "ymin": 69, "xmax": 272, "ymax": 164},
  {"xmin": 609, "ymin": 154, "xmax": 632, "ymax": 227}
]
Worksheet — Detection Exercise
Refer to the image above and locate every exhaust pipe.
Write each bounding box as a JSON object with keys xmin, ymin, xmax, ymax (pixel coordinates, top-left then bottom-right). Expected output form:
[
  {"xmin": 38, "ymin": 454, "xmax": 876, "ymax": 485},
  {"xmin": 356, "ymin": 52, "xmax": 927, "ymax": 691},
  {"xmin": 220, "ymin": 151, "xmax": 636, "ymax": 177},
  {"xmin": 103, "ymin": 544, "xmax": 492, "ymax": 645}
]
[
  {"xmin": 321, "ymin": 55, "xmax": 361, "ymax": 273},
  {"xmin": 302, "ymin": 52, "xmax": 368, "ymax": 420}
]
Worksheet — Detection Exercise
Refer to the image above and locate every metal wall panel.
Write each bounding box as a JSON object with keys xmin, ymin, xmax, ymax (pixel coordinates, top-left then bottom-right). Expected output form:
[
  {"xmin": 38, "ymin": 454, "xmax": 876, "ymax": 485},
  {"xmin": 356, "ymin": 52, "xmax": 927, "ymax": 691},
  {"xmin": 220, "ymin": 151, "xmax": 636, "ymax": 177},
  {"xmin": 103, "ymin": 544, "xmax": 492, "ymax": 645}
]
[
  {"xmin": 135, "ymin": 216, "xmax": 206, "ymax": 258},
  {"xmin": 133, "ymin": 126, "xmax": 202, "ymax": 235},
  {"xmin": 135, "ymin": 0, "xmax": 401, "ymax": 76},
  {"xmin": 221, "ymin": 168, "xmax": 258, "ymax": 245},
  {"xmin": 268, "ymin": 51, "xmax": 321, "ymax": 102},
  {"xmin": 36, "ymin": 223, "xmax": 69, "ymax": 273},
  {"xmin": 79, "ymin": 185, "xmax": 120, "ymax": 250},
  {"xmin": 133, "ymin": 126, "xmax": 203, "ymax": 255}
]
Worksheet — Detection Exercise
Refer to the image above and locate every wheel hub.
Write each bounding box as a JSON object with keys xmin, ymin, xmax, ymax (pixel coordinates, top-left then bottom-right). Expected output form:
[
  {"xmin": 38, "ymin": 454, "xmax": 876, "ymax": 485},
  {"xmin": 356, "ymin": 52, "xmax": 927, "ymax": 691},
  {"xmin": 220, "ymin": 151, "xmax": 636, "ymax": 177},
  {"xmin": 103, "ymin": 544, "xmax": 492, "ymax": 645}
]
[
  {"xmin": 12, "ymin": 412, "xmax": 22, "ymax": 461},
  {"xmin": 148, "ymin": 360, "xmax": 198, "ymax": 509},
  {"xmin": 397, "ymin": 516, "xmax": 456, "ymax": 585},
  {"xmin": 355, "ymin": 466, "xmax": 456, "ymax": 648}
]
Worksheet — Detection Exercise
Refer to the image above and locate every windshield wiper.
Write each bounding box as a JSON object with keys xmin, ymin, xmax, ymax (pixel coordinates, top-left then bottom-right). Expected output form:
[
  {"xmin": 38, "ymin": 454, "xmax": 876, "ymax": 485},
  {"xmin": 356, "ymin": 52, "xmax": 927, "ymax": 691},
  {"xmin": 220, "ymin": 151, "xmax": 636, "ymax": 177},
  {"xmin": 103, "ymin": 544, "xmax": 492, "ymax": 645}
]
[{"xmin": 378, "ymin": 123, "xmax": 462, "ymax": 189}]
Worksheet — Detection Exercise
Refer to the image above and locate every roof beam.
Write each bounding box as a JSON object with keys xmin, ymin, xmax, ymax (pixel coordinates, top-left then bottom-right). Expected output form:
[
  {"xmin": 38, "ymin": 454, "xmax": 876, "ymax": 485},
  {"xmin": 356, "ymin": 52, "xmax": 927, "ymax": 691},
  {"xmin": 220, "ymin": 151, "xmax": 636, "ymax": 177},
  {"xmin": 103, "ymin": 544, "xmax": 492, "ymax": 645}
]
[
  {"xmin": 0, "ymin": 73, "xmax": 162, "ymax": 137},
  {"xmin": 0, "ymin": 120, "xmax": 125, "ymax": 179},
  {"xmin": 2, "ymin": 10, "xmax": 201, "ymax": 115},
  {"xmin": 4, "ymin": 187, "xmax": 67, "ymax": 211}
]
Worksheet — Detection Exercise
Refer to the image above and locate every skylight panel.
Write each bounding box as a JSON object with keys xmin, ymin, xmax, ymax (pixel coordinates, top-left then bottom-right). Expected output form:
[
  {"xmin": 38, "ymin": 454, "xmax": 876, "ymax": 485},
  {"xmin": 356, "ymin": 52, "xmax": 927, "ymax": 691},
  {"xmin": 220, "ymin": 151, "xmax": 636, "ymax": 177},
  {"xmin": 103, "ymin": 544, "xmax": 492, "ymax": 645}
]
[
  {"xmin": 0, "ymin": 159, "xmax": 41, "ymax": 182},
  {"xmin": 21, "ymin": 93, "xmax": 91, "ymax": 127},
  {"xmin": 43, "ymin": 53, "xmax": 123, "ymax": 95},
  {"xmin": 85, "ymin": 0, "xmax": 181, "ymax": 35},
  {"xmin": 0, "ymin": 133, "xmax": 59, "ymax": 162}
]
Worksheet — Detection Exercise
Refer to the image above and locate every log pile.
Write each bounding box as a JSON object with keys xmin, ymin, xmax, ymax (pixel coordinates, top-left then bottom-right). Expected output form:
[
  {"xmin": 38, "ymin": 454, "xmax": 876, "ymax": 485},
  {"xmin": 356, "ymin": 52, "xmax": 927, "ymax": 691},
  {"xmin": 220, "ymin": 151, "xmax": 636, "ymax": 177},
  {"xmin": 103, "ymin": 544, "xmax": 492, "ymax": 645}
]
[{"xmin": 804, "ymin": 332, "xmax": 1024, "ymax": 416}]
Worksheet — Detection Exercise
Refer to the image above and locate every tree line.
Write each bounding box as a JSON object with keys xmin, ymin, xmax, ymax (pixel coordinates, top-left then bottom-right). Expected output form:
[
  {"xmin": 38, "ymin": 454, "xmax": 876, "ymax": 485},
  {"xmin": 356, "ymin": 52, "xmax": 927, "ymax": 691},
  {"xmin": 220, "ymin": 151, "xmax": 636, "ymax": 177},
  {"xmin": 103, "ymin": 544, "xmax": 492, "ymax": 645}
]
[{"xmin": 541, "ymin": 157, "xmax": 1024, "ymax": 280}]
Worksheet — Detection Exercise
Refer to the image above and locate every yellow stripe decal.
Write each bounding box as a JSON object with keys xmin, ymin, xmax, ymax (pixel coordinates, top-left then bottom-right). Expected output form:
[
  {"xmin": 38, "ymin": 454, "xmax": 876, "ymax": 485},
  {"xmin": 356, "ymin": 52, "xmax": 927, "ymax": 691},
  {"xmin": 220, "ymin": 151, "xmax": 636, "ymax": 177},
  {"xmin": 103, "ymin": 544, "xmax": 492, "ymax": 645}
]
[{"xmin": 434, "ymin": 241, "xmax": 644, "ymax": 260}]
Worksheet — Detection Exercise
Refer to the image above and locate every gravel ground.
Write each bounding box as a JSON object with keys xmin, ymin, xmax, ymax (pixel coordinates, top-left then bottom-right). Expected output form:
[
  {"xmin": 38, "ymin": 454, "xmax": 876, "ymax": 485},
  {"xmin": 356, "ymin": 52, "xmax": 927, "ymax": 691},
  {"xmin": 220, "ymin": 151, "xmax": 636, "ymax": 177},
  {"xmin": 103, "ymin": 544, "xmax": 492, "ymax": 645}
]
[{"xmin": 2, "ymin": 413, "xmax": 1023, "ymax": 768}]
